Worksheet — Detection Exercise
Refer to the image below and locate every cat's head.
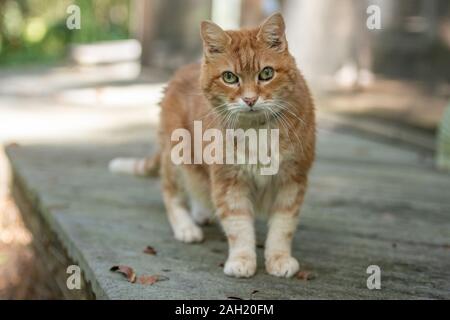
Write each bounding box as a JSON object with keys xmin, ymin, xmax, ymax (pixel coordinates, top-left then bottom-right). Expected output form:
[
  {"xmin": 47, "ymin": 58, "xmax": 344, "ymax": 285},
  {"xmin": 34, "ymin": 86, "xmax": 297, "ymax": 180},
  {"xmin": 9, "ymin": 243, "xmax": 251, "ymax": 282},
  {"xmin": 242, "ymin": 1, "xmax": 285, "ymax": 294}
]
[{"xmin": 200, "ymin": 13, "xmax": 297, "ymax": 119}]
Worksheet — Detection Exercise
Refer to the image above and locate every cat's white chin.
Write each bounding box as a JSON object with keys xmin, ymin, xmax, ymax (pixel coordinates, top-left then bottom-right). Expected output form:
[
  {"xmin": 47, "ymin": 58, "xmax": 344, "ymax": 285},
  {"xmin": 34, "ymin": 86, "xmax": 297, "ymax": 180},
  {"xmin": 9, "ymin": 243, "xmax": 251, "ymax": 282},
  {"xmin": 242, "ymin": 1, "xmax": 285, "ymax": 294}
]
[{"xmin": 236, "ymin": 109, "xmax": 265, "ymax": 118}]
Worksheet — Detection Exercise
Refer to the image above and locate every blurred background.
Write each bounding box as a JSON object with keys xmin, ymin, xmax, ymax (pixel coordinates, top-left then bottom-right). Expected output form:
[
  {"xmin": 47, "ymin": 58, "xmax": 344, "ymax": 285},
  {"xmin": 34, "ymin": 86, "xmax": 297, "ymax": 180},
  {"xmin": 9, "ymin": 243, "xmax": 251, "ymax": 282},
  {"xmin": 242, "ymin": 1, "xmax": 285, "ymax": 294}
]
[{"xmin": 0, "ymin": 0, "xmax": 449, "ymax": 298}]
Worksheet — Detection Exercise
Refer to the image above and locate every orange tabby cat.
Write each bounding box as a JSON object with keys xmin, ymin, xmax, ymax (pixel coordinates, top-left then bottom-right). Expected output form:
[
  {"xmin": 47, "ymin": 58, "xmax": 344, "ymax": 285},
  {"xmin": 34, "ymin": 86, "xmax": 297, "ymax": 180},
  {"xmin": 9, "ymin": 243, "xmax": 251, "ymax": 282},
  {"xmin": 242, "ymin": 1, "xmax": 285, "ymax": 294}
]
[{"xmin": 110, "ymin": 13, "xmax": 315, "ymax": 278}]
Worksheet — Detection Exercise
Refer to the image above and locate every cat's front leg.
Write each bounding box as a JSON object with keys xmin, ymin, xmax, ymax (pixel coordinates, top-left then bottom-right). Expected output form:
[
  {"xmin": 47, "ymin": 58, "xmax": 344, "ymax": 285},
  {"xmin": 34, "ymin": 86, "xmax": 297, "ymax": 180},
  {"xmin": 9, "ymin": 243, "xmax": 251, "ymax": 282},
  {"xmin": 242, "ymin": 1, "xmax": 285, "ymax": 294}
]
[
  {"xmin": 265, "ymin": 177, "xmax": 307, "ymax": 277},
  {"xmin": 212, "ymin": 174, "xmax": 256, "ymax": 278},
  {"xmin": 221, "ymin": 214, "xmax": 256, "ymax": 278}
]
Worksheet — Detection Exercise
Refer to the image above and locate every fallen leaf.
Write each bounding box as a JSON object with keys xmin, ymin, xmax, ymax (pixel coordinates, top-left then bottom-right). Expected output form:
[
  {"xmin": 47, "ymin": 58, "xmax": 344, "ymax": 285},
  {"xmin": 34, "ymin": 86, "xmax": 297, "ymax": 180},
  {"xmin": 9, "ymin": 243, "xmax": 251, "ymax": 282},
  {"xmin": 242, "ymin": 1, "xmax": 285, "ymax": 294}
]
[
  {"xmin": 137, "ymin": 274, "xmax": 169, "ymax": 285},
  {"xmin": 296, "ymin": 270, "xmax": 316, "ymax": 281},
  {"xmin": 143, "ymin": 246, "xmax": 157, "ymax": 255},
  {"xmin": 227, "ymin": 296, "xmax": 243, "ymax": 300},
  {"xmin": 250, "ymin": 290, "xmax": 259, "ymax": 300},
  {"xmin": 110, "ymin": 265, "xmax": 136, "ymax": 283}
]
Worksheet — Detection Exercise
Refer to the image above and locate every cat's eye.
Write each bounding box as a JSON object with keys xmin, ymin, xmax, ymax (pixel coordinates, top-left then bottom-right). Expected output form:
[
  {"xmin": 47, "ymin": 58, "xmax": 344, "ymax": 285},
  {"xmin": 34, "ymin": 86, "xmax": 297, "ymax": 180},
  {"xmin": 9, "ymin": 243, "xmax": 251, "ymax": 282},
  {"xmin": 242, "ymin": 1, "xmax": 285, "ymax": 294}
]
[
  {"xmin": 222, "ymin": 71, "xmax": 239, "ymax": 84},
  {"xmin": 259, "ymin": 67, "xmax": 274, "ymax": 81}
]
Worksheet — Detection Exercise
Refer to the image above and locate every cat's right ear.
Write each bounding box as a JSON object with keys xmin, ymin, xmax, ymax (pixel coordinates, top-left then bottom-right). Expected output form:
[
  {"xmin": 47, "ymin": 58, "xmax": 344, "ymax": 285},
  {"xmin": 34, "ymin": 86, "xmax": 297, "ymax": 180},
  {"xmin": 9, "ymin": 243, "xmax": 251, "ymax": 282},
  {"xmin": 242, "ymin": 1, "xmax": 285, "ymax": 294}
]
[
  {"xmin": 200, "ymin": 21, "xmax": 231, "ymax": 56},
  {"xmin": 257, "ymin": 13, "xmax": 287, "ymax": 52}
]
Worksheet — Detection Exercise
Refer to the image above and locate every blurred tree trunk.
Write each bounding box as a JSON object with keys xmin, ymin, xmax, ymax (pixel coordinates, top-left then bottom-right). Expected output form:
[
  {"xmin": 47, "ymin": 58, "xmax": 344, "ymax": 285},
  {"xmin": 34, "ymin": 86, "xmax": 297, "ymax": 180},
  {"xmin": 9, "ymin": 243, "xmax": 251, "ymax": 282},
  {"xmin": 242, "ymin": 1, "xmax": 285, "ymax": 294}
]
[
  {"xmin": 130, "ymin": 0, "xmax": 159, "ymax": 66},
  {"xmin": 212, "ymin": 0, "xmax": 241, "ymax": 29},
  {"xmin": 241, "ymin": 0, "xmax": 264, "ymax": 27},
  {"xmin": 282, "ymin": 0, "xmax": 373, "ymax": 90},
  {"xmin": 131, "ymin": 0, "xmax": 211, "ymax": 68},
  {"xmin": 241, "ymin": 0, "xmax": 282, "ymax": 27}
]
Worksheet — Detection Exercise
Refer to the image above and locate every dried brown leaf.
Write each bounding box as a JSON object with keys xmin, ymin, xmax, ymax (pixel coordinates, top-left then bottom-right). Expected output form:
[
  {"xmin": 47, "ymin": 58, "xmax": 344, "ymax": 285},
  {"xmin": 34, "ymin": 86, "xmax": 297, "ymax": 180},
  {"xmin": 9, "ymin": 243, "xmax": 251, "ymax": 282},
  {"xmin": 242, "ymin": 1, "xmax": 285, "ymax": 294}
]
[
  {"xmin": 143, "ymin": 246, "xmax": 157, "ymax": 255},
  {"xmin": 296, "ymin": 270, "xmax": 316, "ymax": 281},
  {"xmin": 137, "ymin": 274, "xmax": 169, "ymax": 285},
  {"xmin": 110, "ymin": 265, "xmax": 136, "ymax": 283}
]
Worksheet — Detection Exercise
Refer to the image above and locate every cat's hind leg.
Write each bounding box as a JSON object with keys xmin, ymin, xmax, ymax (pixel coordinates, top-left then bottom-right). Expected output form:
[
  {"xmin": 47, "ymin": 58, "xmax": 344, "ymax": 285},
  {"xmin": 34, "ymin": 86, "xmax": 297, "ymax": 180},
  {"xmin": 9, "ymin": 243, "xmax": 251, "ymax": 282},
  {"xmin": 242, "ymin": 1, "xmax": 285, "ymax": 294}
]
[
  {"xmin": 160, "ymin": 151, "xmax": 203, "ymax": 243},
  {"xmin": 191, "ymin": 198, "xmax": 213, "ymax": 226},
  {"xmin": 182, "ymin": 166, "xmax": 214, "ymax": 226}
]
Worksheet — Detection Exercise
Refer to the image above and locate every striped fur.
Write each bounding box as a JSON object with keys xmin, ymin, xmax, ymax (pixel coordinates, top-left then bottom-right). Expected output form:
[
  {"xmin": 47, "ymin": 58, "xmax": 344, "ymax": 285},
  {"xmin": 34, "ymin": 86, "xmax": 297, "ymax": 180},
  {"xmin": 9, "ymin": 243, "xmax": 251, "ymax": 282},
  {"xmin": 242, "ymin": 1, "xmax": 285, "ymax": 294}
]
[{"xmin": 108, "ymin": 14, "xmax": 315, "ymax": 279}]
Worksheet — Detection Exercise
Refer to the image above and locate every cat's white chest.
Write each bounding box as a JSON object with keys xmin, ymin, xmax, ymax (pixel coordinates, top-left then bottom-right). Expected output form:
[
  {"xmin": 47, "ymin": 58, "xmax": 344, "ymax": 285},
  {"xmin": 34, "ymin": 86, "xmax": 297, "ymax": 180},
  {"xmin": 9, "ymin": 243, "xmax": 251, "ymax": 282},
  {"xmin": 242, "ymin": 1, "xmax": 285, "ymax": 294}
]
[
  {"xmin": 242, "ymin": 163, "xmax": 273, "ymax": 187},
  {"xmin": 238, "ymin": 163, "xmax": 278, "ymax": 215}
]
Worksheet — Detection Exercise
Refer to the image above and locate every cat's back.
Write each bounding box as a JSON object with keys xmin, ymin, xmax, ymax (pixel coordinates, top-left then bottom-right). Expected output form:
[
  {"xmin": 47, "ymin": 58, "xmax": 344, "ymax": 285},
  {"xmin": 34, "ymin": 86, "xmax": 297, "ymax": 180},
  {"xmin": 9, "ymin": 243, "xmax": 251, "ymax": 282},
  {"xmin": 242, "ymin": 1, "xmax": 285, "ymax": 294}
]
[
  {"xmin": 161, "ymin": 63, "xmax": 206, "ymax": 114},
  {"xmin": 163, "ymin": 63, "xmax": 202, "ymax": 102},
  {"xmin": 160, "ymin": 63, "xmax": 210, "ymax": 137}
]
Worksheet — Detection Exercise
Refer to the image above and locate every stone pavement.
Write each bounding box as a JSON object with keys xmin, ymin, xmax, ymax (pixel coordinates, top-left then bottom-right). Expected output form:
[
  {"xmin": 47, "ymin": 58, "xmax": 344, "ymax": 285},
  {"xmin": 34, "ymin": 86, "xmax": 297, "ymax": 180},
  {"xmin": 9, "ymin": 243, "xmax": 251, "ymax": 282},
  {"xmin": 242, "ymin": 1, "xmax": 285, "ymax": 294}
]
[{"xmin": 1, "ymin": 66, "xmax": 449, "ymax": 299}]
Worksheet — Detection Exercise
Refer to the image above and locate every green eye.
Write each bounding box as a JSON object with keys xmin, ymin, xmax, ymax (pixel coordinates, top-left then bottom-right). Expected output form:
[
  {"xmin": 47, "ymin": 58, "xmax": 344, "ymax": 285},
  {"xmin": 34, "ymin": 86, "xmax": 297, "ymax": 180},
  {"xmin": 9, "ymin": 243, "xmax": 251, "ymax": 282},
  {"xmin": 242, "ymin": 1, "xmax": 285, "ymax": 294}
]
[
  {"xmin": 259, "ymin": 67, "xmax": 274, "ymax": 81},
  {"xmin": 222, "ymin": 71, "xmax": 239, "ymax": 84}
]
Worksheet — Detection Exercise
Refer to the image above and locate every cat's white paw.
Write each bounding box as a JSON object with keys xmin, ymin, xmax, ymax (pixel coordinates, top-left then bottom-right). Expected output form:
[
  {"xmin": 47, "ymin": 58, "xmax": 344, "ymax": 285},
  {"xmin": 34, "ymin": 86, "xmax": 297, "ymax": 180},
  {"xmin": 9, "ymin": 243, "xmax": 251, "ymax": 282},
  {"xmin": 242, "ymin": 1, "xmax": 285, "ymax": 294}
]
[
  {"xmin": 224, "ymin": 254, "xmax": 257, "ymax": 278},
  {"xmin": 265, "ymin": 254, "xmax": 299, "ymax": 278},
  {"xmin": 173, "ymin": 223, "xmax": 204, "ymax": 243}
]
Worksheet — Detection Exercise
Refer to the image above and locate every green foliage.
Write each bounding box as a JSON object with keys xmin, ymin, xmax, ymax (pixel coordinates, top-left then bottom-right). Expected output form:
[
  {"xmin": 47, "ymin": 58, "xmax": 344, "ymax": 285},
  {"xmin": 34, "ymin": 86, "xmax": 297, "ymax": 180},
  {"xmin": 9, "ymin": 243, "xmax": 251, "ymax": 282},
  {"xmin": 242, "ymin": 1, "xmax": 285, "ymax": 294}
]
[{"xmin": 0, "ymin": 0, "xmax": 131, "ymax": 66}]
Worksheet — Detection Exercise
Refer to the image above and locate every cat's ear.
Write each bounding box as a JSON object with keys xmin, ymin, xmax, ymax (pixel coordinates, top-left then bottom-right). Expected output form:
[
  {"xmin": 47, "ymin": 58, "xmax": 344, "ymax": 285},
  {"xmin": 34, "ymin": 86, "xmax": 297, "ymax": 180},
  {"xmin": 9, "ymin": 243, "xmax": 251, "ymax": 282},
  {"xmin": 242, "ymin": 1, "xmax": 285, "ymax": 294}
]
[
  {"xmin": 200, "ymin": 21, "xmax": 231, "ymax": 56},
  {"xmin": 257, "ymin": 13, "xmax": 287, "ymax": 52}
]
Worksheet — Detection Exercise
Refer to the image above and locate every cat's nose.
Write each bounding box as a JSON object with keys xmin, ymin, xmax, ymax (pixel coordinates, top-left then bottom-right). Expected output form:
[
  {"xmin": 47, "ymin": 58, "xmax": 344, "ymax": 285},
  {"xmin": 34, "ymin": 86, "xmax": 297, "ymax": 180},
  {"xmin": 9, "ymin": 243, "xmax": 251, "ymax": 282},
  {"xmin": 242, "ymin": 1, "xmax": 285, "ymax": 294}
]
[{"xmin": 243, "ymin": 97, "xmax": 258, "ymax": 107}]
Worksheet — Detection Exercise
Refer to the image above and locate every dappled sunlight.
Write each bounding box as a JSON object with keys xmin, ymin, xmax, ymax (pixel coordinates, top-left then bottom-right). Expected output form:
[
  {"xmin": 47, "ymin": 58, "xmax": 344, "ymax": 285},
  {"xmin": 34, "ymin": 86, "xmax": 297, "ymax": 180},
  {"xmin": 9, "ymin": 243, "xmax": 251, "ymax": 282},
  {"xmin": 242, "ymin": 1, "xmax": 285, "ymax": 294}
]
[
  {"xmin": 0, "ymin": 64, "xmax": 166, "ymax": 145},
  {"xmin": 0, "ymin": 103, "xmax": 161, "ymax": 145},
  {"xmin": 69, "ymin": 39, "xmax": 141, "ymax": 65},
  {"xmin": 56, "ymin": 83, "xmax": 165, "ymax": 108},
  {"xmin": 0, "ymin": 62, "xmax": 143, "ymax": 96}
]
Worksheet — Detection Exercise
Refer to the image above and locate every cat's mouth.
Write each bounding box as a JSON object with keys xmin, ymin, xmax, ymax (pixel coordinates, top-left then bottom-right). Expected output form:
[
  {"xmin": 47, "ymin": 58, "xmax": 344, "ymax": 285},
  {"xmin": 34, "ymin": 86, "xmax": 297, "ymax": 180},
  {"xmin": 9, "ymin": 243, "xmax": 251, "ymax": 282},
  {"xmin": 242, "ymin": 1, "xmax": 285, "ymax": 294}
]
[{"xmin": 237, "ymin": 108, "xmax": 265, "ymax": 117}]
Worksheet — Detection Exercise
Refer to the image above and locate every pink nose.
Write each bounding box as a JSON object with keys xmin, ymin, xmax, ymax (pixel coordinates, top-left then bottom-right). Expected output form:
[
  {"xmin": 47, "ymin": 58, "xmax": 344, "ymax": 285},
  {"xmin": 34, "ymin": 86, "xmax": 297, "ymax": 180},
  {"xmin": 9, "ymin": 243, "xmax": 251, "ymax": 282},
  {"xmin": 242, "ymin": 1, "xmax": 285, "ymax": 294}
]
[{"xmin": 243, "ymin": 97, "xmax": 258, "ymax": 107}]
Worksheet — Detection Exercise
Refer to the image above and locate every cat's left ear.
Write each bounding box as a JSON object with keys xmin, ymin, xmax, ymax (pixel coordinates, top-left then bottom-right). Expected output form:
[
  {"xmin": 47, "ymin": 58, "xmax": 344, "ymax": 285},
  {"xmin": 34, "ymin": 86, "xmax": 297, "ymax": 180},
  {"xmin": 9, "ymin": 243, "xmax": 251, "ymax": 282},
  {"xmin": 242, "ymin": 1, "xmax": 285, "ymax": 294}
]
[
  {"xmin": 257, "ymin": 13, "xmax": 287, "ymax": 52},
  {"xmin": 200, "ymin": 21, "xmax": 231, "ymax": 56}
]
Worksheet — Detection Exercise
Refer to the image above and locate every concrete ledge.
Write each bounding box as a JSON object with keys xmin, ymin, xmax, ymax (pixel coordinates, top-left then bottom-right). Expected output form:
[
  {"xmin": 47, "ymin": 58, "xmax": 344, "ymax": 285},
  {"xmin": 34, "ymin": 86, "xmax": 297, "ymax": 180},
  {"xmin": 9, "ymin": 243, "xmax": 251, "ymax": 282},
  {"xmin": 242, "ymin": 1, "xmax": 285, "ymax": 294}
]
[
  {"xmin": 5, "ymin": 124, "xmax": 450, "ymax": 299},
  {"xmin": 11, "ymin": 167, "xmax": 94, "ymax": 299}
]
